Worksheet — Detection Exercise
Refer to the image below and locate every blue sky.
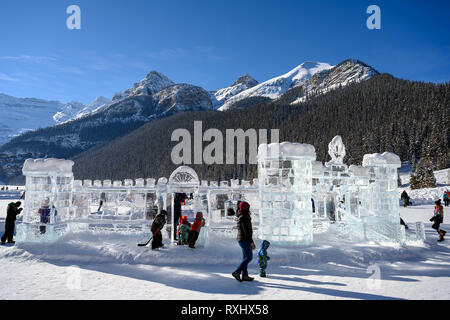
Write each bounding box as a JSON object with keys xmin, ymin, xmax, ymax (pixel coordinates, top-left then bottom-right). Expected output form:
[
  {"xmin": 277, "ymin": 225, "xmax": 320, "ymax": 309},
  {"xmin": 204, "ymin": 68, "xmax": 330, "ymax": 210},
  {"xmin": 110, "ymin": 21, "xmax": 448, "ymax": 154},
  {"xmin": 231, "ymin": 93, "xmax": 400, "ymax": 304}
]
[{"xmin": 0, "ymin": 0, "xmax": 449, "ymax": 104}]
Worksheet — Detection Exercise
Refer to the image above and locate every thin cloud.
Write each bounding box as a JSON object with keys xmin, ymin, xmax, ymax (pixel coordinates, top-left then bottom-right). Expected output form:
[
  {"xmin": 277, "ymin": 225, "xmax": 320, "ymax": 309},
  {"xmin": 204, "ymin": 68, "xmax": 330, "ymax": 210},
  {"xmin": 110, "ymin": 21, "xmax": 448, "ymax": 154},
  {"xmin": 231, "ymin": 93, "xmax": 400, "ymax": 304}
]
[
  {"xmin": 0, "ymin": 72, "xmax": 19, "ymax": 82},
  {"xmin": 0, "ymin": 55, "xmax": 57, "ymax": 63}
]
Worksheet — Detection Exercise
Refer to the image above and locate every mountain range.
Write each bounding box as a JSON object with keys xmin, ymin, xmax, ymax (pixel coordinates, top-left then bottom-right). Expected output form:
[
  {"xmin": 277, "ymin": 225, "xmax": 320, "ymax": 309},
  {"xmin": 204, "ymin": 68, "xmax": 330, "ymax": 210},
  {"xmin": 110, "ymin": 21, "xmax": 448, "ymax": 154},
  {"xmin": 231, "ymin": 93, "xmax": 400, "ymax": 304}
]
[{"xmin": 2, "ymin": 58, "xmax": 446, "ymax": 184}]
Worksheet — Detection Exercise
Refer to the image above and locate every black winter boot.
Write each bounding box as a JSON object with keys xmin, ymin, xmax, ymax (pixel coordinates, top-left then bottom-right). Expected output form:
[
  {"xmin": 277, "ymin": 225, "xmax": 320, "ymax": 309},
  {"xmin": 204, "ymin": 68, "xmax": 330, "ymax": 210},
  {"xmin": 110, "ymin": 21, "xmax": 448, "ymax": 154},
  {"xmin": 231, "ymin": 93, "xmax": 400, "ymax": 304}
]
[
  {"xmin": 231, "ymin": 272, "xmax": 242, "ymax": 282},
  {"xmin": 242, "ymin": 275, "xmax": 254, "ymax": 281}
]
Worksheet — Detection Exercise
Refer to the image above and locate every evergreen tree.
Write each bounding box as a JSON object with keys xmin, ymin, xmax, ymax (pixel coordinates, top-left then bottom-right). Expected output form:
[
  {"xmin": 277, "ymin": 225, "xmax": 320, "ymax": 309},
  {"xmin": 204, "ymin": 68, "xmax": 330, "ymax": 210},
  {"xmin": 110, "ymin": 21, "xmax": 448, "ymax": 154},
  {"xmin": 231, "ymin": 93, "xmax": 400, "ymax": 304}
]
[{"xmin": 411, "ymin": 150, "xmax": 436, "ymax": 189}]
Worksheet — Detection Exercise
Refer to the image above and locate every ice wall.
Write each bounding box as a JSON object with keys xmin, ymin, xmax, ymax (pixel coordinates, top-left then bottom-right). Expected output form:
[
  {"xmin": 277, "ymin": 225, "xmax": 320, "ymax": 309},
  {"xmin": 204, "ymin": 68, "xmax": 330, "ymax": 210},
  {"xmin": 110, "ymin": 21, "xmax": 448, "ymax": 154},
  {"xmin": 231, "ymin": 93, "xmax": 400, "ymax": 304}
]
[{"xmin": 258, "ymin": 142, "xmax": 316, "ymax": 245}]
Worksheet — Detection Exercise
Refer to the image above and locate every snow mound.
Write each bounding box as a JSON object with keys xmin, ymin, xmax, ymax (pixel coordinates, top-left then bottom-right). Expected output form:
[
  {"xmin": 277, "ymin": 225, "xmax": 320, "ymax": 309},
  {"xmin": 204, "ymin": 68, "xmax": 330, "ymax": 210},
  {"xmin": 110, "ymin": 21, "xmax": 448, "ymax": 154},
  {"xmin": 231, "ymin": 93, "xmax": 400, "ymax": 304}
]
[{"xmin": 22, "ymin": 158, "xmax": 74, "ymax": 174}]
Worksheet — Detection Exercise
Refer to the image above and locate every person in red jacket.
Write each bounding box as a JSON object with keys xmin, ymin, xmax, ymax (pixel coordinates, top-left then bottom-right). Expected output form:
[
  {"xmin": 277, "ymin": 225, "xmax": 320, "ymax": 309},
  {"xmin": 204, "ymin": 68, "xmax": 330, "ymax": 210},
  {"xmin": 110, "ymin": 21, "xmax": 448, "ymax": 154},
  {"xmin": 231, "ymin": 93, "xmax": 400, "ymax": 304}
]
[{"xmin": 188, "ymin": 212, "xmax": 205, "ymax": 248}]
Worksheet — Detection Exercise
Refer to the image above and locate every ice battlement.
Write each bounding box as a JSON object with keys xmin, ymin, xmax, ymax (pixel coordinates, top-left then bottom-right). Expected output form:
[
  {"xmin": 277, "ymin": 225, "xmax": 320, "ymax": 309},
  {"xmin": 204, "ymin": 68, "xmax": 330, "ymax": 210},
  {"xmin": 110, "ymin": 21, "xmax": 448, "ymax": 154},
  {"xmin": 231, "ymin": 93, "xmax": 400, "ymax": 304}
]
[{"xmin": 16, "ymin": 136, "xmax": 425, "ymax": 245}]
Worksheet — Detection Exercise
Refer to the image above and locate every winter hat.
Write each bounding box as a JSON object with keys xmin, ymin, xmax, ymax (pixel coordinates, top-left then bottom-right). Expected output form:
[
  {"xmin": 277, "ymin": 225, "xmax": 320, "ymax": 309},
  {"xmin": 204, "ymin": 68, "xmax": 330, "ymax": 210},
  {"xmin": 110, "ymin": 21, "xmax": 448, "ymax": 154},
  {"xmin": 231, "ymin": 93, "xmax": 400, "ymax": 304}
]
[
  {"xmin": 14, "ymin": 201, "xmax": 22, "ymax": 207},
  {"xmin": 160, "ymin": 210, "xmax": 168, "ymax": 216},
  {"xmin": 435, "ymin": 199, "xmax": 442, "ymax": 205},
  {"xmin": 195, "ymin": 212, "xmax": 203, "ymax": 219},
  {"xmin": 181, "ymin": 215, "xmax": 189, "ymax": 223},
  {"xmin": 239, "ymin": 201, "xmax": 250, "ymax": 212}
]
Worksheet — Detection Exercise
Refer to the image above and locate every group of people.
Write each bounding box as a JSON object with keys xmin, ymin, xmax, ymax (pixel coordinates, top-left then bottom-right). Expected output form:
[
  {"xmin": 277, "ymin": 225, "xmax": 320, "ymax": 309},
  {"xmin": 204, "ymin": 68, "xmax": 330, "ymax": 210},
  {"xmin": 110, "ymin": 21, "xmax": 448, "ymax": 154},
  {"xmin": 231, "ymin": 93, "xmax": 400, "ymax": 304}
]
[{"xmin": 149, "ymin": 192, "xmax": 206, "ymax": 250}]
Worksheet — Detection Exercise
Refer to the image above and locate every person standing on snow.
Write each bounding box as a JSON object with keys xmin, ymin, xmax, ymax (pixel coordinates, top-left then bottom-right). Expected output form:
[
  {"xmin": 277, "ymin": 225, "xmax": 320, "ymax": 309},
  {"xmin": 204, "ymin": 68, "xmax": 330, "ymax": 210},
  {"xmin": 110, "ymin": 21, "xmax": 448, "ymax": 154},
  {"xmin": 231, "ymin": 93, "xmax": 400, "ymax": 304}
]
[
  {"xmin": 430, "ymin": 199, "xmax": 446, "ymax": 242},
  {"xmin": 1, "ymin": 201, "xmax": 22, "ymax": 245},
  {"xmin": 257, "ymin": 240, "xmax": 271, "ymax": 277},
  {"xmin": 443, "ymin": 190, "xmax": 450, "ymax": 207},
  {"xmin": 173, "ymin": 193, "xmax": 186, "ymax": 240},
  {"xmin": 177, "ymin": 215, "xmax": 191, "ymax": 246},
  {"xmin": 151, "ymin": 210, "xmax": 167, "ymax": 249},
  {"xmin": 232, "ymin": 201, "xmax": 256, "ymax": 282},
  {"xmin": 188, "ymin": 212, "xmax": 205, "ymax": 248}
]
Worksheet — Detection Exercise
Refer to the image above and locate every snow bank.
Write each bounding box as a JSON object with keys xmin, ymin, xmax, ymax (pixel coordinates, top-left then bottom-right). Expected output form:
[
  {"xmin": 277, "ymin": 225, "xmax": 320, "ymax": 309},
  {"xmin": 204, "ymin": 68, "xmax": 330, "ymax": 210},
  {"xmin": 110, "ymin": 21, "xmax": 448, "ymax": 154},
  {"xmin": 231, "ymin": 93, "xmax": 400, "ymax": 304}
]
[
  {"xmin": 258, "ymin": 142, "xmax": 316, "ymax": 159},
  {"xmin": 22, "ymin": 158, "xmax": 74, "ymax": 175},
  {"xmin": 362, "ymin": 152, "xmax": 401, "ymax": 167}
]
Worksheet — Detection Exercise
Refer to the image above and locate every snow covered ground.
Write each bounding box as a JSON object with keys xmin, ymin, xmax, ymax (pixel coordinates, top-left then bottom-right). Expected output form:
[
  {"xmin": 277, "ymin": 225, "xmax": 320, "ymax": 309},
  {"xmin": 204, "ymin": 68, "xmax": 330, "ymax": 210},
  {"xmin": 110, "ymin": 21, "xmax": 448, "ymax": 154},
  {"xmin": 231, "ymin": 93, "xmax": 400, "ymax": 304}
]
[{"xmin": 0, "ymin": 169, "xmax": 449, "ymax": 300}]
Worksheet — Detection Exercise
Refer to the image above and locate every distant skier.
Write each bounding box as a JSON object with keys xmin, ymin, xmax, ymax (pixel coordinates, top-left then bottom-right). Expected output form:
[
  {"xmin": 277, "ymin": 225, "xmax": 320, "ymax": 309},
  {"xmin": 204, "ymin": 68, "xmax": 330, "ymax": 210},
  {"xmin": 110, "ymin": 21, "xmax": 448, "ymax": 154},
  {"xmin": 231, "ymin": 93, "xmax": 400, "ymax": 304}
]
[
  {"xmin": 188, "ymin": 212, "xmax": 205, "ymax": 249},
  {"xmin": 443, "ymin": 190, "xmax": 450, "ymax": 207},
  {"xmin": 177, "ymin": 215, "xmax": 191, "ymax": 246},
  {"xmin": 151, "ymin": 210, "xmax": 167, "ymax": 249},
  {"xmin": 232, "ymin": 201, "xmax": 256, "ymax": 282},
  {"xmin": 1, "ymin": 201, "xmax": 22, "ymax": 245},
  {"xmin": 430, "ymin": 199, "xmax": 446, "ymax": 242},
  {"xmin": 19, "ymin": 191, "xmax": 25, "ymax": 200},
  {"xmin": 401, "ymin": 190, "xmax": 411, "ymax": 207},
  {"xmin": 257, "ymin": 240, "xmax": 270, "ymax": 277}
]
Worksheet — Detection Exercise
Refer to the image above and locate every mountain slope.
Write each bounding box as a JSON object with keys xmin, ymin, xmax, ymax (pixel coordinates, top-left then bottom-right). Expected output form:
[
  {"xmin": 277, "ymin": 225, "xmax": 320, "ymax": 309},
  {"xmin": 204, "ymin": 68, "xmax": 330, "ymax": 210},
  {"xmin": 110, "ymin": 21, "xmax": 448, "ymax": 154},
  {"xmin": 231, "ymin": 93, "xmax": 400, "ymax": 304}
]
[
  {"xmin": 210, "ymin": 74, "xmax": 259, "ymax": 109},
  {"xmin": 218, "ymin": 61, "xmax": 333, "ymax": 110},
  {"xmin": 53, "ymin": 97, "xmax": 112, "ymax": 123},
  {"xmin": 0, "ymin": 94, "xmax": 64, "ymax": 146}
]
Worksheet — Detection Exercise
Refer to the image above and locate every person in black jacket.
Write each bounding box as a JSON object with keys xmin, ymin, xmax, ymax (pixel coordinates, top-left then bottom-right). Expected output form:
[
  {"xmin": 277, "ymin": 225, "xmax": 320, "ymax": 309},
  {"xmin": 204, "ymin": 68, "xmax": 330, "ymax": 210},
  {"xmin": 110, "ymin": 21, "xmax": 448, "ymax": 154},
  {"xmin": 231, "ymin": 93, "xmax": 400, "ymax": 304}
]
[
  {"xmin": 1, "ymin": 201, "xmax": 22, "ymax": 245},
  {"xmin": 232, "ymin": 201, "xmax": 256, "ymax": 282},
  {"xmin": 401, "ymin": 190, "xmax": 411, "ymax": 207},
  {"xmin": 151, "ymin": 210, "xmax": 167, "ymax": 249}
]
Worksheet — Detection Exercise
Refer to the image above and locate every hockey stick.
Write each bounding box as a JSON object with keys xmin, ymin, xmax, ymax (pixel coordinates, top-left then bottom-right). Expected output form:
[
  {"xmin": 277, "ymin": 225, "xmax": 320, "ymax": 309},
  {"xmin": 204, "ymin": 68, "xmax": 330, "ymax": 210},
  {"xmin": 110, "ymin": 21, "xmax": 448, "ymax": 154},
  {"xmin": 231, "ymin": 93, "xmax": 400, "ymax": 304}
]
[{"xmin": 138, "ymin": 226, "xmax": 162, "ymax": 247}]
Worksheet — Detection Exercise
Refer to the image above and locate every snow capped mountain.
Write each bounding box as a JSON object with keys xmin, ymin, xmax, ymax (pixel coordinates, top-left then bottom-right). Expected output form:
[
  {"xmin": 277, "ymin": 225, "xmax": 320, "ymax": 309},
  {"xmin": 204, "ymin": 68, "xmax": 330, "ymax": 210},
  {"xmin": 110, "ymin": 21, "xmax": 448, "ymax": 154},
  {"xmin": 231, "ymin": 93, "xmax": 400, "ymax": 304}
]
[
  {"xmin": 289, "ymin": 59, "xmax": 379, "ymax": 105},
  {"xmin": 218, "ymin": 62, "xmax": 333, "ymax": 111},
  {"xmin": 112, "ymin": 71, "xmax": 175, "ymax": 102},
  {"xmin": 53, "ymin": 96, "xmax": 112, "ymax": 123},
  {"xmin": 0, "ymin": 93, "xmax": 64, "ymax": 146},
  {"xmin": 53, "ymin": 101, "xmax": 85, "ymax": 123},
  {"xmin": 210, "ymin": 74, "xmax": 258, "ymax": 109}
]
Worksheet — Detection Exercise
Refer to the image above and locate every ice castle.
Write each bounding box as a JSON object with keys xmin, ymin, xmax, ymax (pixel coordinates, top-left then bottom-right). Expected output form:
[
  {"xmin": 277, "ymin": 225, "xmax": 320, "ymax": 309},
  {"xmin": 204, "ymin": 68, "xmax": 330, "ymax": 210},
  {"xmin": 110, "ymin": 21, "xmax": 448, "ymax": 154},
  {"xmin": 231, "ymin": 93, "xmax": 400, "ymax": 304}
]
[{"xmin": 16, "ymin": 136, "xmax": 426, "ymax": 245}]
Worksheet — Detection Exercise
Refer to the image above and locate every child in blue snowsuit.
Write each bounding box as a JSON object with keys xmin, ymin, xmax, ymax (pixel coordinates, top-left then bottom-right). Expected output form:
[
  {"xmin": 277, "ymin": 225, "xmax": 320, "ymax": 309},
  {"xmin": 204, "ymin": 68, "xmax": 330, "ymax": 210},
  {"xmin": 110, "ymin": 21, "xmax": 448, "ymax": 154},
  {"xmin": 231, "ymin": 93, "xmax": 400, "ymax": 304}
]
[{"xmin": 257, "ymin": 240, "xmax": 270, "ymax": 277}]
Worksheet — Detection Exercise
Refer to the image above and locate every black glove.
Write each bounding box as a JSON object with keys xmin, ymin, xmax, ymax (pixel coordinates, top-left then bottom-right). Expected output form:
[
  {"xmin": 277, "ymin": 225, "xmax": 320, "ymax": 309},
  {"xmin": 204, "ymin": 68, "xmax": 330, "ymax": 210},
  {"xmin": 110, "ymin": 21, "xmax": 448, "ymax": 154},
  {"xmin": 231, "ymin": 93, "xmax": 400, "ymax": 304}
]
[
  {"xmin": 429, "ymin": 217, "xmax": 434, "ymax": 222},
  {"xmin": 18, "ymin": 208, "xmax": 23, "ymax": 212}
]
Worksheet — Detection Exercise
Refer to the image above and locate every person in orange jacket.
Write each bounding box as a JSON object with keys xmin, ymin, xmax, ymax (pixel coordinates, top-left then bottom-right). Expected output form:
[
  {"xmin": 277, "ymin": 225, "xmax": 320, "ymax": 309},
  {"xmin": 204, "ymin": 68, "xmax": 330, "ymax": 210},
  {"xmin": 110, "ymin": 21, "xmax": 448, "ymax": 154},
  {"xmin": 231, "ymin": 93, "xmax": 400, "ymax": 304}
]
[{"xmin": 188, "ymin": 212, "xmax": 205, "ymax": 248}]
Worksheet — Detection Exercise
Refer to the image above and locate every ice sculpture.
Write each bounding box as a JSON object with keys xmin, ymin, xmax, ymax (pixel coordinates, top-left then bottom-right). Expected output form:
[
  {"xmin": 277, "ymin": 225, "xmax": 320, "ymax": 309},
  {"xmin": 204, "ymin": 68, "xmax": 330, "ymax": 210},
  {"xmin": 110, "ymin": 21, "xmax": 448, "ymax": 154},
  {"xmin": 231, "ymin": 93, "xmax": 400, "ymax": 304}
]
[
  {"xmin": 17, "ymin": 136, "xmax": 424, "ymax": 246},
  {"xmin": 360, "ymin": 152, "xmax": 406, "ymax": 243},
  {"xmin": 17, "ymin": 158, "xmax": 74, "ymax": 242},
  {"xmin": 258, "ymin": 142, "xmax": 316, "ymax": 245}
]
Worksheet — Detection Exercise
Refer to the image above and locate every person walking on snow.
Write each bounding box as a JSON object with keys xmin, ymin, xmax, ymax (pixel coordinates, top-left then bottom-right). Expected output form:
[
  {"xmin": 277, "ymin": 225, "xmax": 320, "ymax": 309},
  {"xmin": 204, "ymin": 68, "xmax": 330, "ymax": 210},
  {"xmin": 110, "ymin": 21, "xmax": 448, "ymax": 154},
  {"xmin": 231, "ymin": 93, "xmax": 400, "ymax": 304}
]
[
  {"xmin": 1, "ymin": 201, "xmax": 22, "ymax": 245},
  {"xmin": 177, "ymin": 215, "xmax": 191, "ymax": 245},
  {"xmin": 188, "ymin": 212, "xmax": 205, "ymax": 248},
  {"xmin": 151, "ymin": 210, "xmax": 167, "ymax": 249},
  {"xmin": 443, "ymin": 190, "xmax": 450, "ymax": 207},
  {"xmin": 232, "ymin": 201, "xmax": 256, "ymax": 282},
  {"xmin": 430, "ymin": 199, "xmax": 446, "ymax": 242},
  {"xmin": 257, "ymin": 240, "xmax": 271, "ymax": 277}
]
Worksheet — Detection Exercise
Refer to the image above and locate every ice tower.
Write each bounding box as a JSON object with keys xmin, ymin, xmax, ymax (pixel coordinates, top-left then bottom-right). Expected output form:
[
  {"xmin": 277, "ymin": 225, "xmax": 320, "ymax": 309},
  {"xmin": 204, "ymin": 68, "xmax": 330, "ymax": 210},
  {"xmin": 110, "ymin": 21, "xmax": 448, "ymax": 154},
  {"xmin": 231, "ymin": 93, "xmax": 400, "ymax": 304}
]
[
  {"xmin": 16, "ymin": 158, "xmax": 74, "ymax": 242},
  {"xmin": 258, "ymin": 142, "xmax": 316, "ymax": 245},
  {"xmin": 361, "ymin": 152, "xmax": 405, "ymax": 243}
]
